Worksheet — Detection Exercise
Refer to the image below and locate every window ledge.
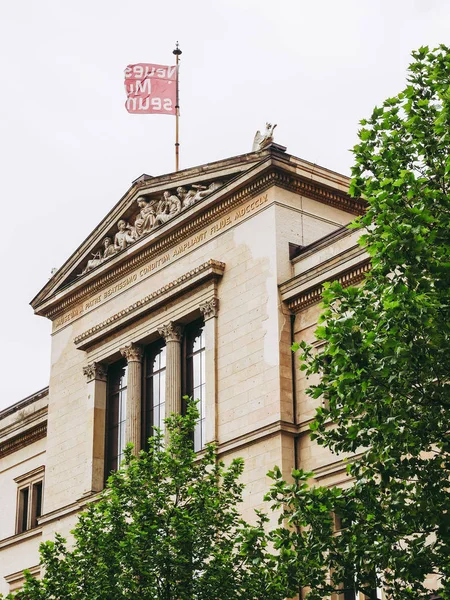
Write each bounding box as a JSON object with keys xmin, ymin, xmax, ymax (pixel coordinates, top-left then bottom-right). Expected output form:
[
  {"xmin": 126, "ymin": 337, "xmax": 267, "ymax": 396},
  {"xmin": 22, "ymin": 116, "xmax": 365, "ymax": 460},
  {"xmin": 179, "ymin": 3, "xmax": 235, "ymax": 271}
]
[{"xmin": 0, "ymin": 526, "xmax": 42, "ymax": 549}]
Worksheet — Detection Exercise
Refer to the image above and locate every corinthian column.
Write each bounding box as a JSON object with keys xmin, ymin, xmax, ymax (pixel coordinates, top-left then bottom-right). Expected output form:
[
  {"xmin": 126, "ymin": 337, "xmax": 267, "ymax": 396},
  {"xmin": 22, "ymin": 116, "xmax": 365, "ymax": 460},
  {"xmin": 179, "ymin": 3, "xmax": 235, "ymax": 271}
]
[
  {"xmin": 158, "ymin": 322, "xmax": 183, "ymax": 419},
  {"xmin": 120, "ymin": 343, "xmax": 144, "ymax": 455}
]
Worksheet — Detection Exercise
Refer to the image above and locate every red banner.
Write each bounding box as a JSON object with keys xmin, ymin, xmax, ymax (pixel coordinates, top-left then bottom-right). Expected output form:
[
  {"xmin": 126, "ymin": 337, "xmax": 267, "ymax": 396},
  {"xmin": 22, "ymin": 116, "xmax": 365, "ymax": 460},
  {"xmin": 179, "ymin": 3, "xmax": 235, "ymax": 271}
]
[{"xmin": 124, "ymin": 63, "xmax": 177, "ymax": 115}]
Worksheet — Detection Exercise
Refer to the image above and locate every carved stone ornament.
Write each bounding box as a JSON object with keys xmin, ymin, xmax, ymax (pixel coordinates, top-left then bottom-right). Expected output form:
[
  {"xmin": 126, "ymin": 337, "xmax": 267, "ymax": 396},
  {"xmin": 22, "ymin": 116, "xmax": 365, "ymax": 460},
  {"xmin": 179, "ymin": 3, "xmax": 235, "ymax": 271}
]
[
  {"xmin": 120, "ymin": 343, "xmax": 144, "ymax": 363},
  {"xmin": 199, "ymin": 297, "xmax": 219, "ymax": 320},
  {"xmin": 158, "ymin": 322, "xmax": 183, "ymax": 343},
  {"xmin": 80, "ymin": 237, "xmax": 118, "ymax": 276},
  {"xmin": 80, "ymin": 180, "xmax": 224, "ymax": 276},
  {"xmin": 252, "ymin": 122, "xmax": 277, "ymax": 152},
  {"xmin": 83, "ymin": 362, "xmax": 108, "ymax": 382}
]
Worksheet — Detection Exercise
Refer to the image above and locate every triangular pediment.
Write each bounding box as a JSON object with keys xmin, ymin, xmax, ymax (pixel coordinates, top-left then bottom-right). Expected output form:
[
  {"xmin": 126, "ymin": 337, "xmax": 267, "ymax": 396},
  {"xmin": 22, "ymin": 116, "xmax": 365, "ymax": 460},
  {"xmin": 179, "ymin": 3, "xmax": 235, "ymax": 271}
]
[
  {"xmin": 31, "ymin": 144, "xmax": 359, "ymax": 318},
  {"xmin": 30, "ymin": 150, "xmax": 272, "ymax": 314}
]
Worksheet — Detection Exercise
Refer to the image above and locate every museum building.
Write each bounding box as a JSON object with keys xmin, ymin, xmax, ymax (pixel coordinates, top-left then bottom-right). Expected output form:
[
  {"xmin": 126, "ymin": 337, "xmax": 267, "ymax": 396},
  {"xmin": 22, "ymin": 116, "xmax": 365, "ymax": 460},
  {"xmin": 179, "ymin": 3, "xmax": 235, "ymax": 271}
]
[{"xmin": 0, "ymin": 142, "xmax": 369, "ymax": 595}]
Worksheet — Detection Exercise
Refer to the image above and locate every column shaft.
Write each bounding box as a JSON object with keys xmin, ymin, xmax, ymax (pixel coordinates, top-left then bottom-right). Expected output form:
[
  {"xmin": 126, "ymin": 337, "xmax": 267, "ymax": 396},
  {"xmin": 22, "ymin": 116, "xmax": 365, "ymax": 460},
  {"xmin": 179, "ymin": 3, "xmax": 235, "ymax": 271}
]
[
  {"xmin": 158, "ymin": 322, "xmax": 183, "ymax": 420},
  {"xmin": 166, "ymin": 339, "xmax": 182, "ymax": 416},
  {"xmin": 120, "ymin": 343, "xmax": 143, "ymax": 455}
]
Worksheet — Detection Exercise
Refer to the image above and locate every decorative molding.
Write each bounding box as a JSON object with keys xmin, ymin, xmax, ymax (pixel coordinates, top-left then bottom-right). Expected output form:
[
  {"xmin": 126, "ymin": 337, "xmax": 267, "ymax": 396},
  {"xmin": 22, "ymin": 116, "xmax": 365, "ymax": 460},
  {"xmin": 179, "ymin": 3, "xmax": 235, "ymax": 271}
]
[
  {"xmin": 37, "ymin": 166, "xmax": 361, "ymax": 320},
  {"xmin": 79, "ymin": 181, "xmax": 224, "ymax": 276},
  {"xmin": 120, "ymin": 342, "xmax": 144, "ymax": 363},
  {"xmin": 82, "ymin": 362, "xmax": 107, "ymax": 382},
  {"xmin": 42, "ymin": 177, "xmax": 273, "ymax": 320},
  {"xmin": 158, "ymin": 322, "xmax": 183, "ymax": 343},
  {"xmin": 0, "ymin": 422, "xmax": 47, "ymax": 459},
  {"xmin": 5, "ymin": 564, "xmax": 41, "ymax": 584},
  {"xmin": 199, "ymin": 297, "xmax": 219, "ymax": 320},
  {"xmin": 74, "ymin": 260, "xmax": 225, "ymax": 350},
  {"xmin": 287, "ymin": 260, "xmax": 371, "ymax": 313},
  {"xmin": 0, "ymin": 529, "xmax": 42, "ymax": 550},
  {"xmin": 14, "ymin": 465, "xmax": 45, "ymax": 484},
  {"xmin": 275, "ymin": 171, "xmax": 365, "ymax": 216},
  {"xmin": 0, "ymin": 387, "xmax": 49, "ymax": 421}
]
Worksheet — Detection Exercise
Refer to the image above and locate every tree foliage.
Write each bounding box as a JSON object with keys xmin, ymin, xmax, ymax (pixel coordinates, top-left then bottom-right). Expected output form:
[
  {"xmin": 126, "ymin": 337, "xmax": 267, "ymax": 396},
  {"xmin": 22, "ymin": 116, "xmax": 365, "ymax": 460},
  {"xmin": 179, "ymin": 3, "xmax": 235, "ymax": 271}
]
[
  {"xmin": 273, "ymin": 44, "xmax": 450, "ymax": 599},
  {"xmin": 4, "ymin": 404, "xmax": 288, "ymax": 600}
]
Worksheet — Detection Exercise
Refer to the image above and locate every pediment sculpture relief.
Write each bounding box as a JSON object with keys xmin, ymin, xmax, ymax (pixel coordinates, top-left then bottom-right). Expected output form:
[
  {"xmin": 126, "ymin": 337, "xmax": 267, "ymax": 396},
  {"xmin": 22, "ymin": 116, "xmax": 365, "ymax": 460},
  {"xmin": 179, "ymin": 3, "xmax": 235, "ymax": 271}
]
[{"xmin": 80, "ymin": 180, "xmax": 222, "ymax": 275}]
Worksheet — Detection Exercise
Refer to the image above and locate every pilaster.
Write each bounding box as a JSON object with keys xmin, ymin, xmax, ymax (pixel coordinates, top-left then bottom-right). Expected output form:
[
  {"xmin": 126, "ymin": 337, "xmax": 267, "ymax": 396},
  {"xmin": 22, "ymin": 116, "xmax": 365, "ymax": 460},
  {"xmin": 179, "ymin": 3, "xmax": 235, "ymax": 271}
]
[
  {"xmin": 200, "ymin": 298, "xmax": 219, "ymax": 444},
  {"xmin": 82, "ymin": 362, "xmax": 107, "ymax": 494}
]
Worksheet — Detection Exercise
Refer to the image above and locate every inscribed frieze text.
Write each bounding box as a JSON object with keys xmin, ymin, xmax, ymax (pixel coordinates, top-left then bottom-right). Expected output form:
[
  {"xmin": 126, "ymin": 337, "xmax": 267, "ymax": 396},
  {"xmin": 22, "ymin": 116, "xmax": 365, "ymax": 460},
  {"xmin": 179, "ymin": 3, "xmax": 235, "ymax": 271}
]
[{"xmin": 53, "ymin": 192, "xmax": 270, "ymax": 331}]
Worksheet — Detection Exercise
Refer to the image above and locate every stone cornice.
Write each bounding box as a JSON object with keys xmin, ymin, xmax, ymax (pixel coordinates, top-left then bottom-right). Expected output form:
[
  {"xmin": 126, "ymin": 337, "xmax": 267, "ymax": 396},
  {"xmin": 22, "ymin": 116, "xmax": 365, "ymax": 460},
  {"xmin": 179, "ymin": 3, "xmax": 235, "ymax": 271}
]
[
  {"xmin": 0, "ymin": 387, "xmax": 49, "ymax": 421},
  {"xmin": 74, "ymin": 260, "xmax": 225, "ymax": 350},
  {"xmin": 275, "ymin": 171, "xmax": 365, "ymax": 216},
  {"xmin": 286, "ymin": 260, "xmax": 371, "ymax": 313},
  {"xmin": 0, "ymin": 529, "xmax": 42, "ymax": 550},
  {"xmin": 33, "ymin": 160, "xmax": 361, "ymax": 320},
  {"xmin": 0, "ymin": 421, "xmax": 47, "ymax": 459}
]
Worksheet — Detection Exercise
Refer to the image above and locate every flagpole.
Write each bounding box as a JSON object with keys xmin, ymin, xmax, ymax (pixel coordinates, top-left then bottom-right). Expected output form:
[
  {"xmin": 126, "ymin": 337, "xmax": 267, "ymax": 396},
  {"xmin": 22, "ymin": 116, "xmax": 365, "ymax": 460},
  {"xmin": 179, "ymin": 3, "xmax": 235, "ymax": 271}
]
[{"xmin": 173, "ymin": 42, "xmax": 182, "ymax": 172}]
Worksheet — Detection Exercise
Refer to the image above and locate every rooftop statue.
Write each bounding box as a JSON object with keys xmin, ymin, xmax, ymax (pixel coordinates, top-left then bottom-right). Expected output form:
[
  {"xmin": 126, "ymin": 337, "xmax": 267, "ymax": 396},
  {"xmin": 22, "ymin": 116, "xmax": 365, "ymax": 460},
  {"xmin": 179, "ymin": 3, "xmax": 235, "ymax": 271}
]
[{"xmin": 252, "ymin": 122, "xmax": 277, "ymax": 152}]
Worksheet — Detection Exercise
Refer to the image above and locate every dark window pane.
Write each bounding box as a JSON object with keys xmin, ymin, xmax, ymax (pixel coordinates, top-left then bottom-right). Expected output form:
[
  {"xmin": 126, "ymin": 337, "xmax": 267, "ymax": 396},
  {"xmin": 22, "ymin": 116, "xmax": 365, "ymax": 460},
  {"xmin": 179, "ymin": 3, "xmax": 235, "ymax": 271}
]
[
  {"xmin": 106, "ymin": 360, "xmax": 128, "ymax": 477},
  {"xmin": 19, "ymin": 487, "xmax": 29, "ymax": 533},
  {"xmin": 30, "ymin": 481, "xmax": 43, "ymax": 528},
  {"xmin": 185, "ymin": 320, "xmax": 206, "ymax": 451},
  {"xmin": 145, "ymin": 341, "xmax": 167, "ymax": 441}
]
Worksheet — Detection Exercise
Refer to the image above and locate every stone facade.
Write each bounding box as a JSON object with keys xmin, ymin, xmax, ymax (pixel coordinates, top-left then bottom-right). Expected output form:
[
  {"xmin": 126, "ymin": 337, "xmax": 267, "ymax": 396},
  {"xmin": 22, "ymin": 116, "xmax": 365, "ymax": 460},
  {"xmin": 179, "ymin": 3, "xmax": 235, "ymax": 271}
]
[{"xmin": 0, "ymin": 143, "xmax": 369, "ymax": 595}]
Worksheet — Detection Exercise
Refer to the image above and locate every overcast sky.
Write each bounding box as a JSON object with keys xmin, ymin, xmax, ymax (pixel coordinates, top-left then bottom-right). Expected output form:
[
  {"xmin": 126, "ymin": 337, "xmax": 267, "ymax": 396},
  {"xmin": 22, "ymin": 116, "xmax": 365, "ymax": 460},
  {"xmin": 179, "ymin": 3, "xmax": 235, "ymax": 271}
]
[{"xmin": 0, "ymin": 0, "xmax": 448, "ymax": 410}]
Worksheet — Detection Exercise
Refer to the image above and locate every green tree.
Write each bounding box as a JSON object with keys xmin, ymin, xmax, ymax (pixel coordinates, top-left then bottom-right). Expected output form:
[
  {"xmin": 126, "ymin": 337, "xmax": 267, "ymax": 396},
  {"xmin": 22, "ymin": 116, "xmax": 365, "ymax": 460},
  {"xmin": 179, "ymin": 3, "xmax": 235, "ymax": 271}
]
[
  {"xmin": 4, "ymin": 403, "xmax": 286, "ymax": 600},
  {"xmin": 267, "ymin": 45, "xmax": 450, "ymax": 599}
]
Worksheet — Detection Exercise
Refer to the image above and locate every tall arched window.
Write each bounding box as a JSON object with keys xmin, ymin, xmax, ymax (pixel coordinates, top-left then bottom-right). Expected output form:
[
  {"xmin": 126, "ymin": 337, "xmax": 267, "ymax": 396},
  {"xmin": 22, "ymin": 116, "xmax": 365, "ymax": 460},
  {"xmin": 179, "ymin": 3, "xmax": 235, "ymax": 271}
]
[
  {"xmin": 184, "ymin": 320, "xmax": 206, "ymax": 452},
  {"xmin": 105, "ymin": 360, "xmax": 128, "ymax": 476},
  {"xmin": 144, "ymin": 341, "xmax": 166, "ymax": 444}
]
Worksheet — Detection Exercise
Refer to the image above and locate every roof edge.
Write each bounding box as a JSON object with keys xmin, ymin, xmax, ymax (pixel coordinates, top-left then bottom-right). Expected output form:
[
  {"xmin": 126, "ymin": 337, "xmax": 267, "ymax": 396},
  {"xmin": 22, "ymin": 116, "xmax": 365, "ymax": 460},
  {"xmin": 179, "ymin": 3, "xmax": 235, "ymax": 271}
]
[{"xmin": 0, "ymin": 387, "xmax": 49, "ymax": 421}]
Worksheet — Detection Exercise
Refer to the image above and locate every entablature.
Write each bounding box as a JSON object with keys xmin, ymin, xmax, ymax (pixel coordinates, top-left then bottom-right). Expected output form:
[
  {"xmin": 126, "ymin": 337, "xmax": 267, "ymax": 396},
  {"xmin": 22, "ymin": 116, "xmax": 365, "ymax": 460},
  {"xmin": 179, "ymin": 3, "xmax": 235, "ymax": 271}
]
[
  {"xmin": 74, "ymin": 259, "xmax": 225, "ymax": 350},
  {"xmin": 280, "ymin": 227, "xmax": 370, "ymax": 313}
]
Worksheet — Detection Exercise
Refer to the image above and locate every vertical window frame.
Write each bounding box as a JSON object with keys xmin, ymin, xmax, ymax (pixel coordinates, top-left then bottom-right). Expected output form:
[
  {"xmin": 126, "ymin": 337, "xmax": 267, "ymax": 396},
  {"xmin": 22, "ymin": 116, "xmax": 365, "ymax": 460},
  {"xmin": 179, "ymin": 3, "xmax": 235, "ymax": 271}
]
[
  {"xmin": 14, "ymin": 467, "xmax": 44, "ymax": 535},
  {"xmin": 105, "ymin": 359, "xmax": 128, "ymax": 478},
  {"xmin": 183, "ymin": 319, "xmax": 206, "ymax": 452},
  {"xmin": 143, "ymin": 339, "xmax": 167, "ymax": 446}
]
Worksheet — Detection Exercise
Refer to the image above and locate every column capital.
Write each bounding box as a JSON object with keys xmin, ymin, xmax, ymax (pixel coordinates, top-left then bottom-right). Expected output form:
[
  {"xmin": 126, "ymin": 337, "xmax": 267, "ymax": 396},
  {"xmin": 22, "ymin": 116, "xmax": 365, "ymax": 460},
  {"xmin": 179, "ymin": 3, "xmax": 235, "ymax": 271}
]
[
  {"xmin": 158, "ymin": 321, "xmax": 183, "ymax": 343},
  {"xmin": 200, "ymin": 298, "xmax": 219, "ymax": 320},
  {"xmin": 120, "ymin": 342, "xmax": 144, "ymax": 363},
  {"xmin": 83, "ymin": 362, "xmax": 107, "ymax": 383}
]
